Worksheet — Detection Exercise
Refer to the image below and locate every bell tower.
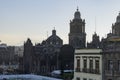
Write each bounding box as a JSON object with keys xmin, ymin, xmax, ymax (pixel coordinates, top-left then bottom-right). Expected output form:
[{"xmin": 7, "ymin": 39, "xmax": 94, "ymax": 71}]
[{"xmin": 69, "ymin": 8, "xmax": 86, "ymax": 49}]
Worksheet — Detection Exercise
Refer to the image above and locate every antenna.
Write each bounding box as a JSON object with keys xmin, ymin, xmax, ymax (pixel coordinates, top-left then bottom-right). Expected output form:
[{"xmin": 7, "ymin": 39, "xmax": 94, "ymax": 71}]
[
  {"xmin": 77, "ymin": 6, "xmax": 79, "ymax": 11},
  {"xmin": 95, "ymin": 17, "xmax": 97, "ymax": 33},
  {"xmin": 75, "ymin": 0, "xmax": 79, "ymax": 10}
]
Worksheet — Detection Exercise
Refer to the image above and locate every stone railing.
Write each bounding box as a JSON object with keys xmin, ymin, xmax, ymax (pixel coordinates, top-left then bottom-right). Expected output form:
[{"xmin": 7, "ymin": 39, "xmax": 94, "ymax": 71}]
[
  {"xmin": 82, "ymin": 68, "xmax": 100, "ymax": 74},
  {"xmin": 75, "ymin": 67, "xmax": 81, "ymax": 72}
]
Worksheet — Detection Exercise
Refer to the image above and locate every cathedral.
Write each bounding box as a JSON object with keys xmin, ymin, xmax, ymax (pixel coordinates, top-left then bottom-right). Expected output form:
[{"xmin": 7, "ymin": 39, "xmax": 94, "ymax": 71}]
[
  {"xmin": 22, "ymin": 7, "xmax": 120, "ymax": 80},
  {"xmin": 69, "ymin": 8, "xmax": 100, "ymax": 49},
  {"xmin": 23, "ymin": 29, "xmax": 63, "ymax": 75}
]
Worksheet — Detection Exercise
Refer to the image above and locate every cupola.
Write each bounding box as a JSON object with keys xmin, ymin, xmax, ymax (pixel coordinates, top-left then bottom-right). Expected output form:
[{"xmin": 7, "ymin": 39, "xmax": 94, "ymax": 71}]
[
  {"xmin": 52, "ymin": 29, "xmax": 56, "ymax": 35},
  {"xmin": 74, "ymin": 7, "xmax": 81, "ymax": 19}
]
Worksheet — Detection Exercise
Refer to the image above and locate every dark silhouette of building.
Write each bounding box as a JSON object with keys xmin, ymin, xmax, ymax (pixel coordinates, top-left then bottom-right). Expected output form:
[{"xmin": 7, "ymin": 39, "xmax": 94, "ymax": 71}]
[
  {"xmin": 21, "ymin": 9, "xmax": 120, "ymax": 80},
  {"xmin": 87, "ymin": 32, "xmax": 100, "ymax": 48},
  {"xmin": 69, "ymin": 8, "xmax": 86, "ymax": 49},
  {"xmin": 112, "ymin": 12, "xmax": 120, "ymax": 36},
  {"xmin": 102, "ymin": 12, "xmax": 120, "ymax": 80},
  {"xmin": 23, "ymin": 38, "xmax": 34, "ymax": 74},
  {"xmin": 0, "ymin": 44, "xmax": 15, "ymax": 65},
  {"xmin": 23, "ymin": 29, "xmax": 63, "ymax": 75},
  {"xmin": 34, "ymin": 29, "xmax": 63, "ymax": 75},
  {"xmin": 59, "ymin": 44, "xmax": 74, "ymax": 70}
]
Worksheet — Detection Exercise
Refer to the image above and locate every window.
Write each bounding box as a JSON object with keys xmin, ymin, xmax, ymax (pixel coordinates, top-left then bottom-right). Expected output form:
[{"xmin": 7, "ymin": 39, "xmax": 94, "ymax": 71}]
[
  {"xmin": 50, "ymin": 42, "xmax": 52, "ymax": 44},
  {"xmin": 76, "ymin": 58, "xmax": 80, "ymax": 72},
  {"xmin": 83, "ymin": 59, "xmax": 87, "ymax": 69},
  {"xmin": 83, "ymin": 59, "xmax": 87, "ymax": 72},
  {"xmin": 56, "ymin": 42, "xmax": 59, "ymax": 44},
  {"xmin": 83, "ymin": 78, "xmax": 87, "ymax": 80},
  {"xmin": 77, "ymin": 59, "xmax": 80, "ymax": 68},
  {"xmin": 118, "ymin": 60, "xmax": 120, "ymax": 71},
  {"xmin": 95, "ymin": 60, "xmax": 99, "ymax": 69},
  {"xmin": 89, "ymin": 60, "xmax": 93, "ymax": 72},
  {"xmin": 76, "ymin": 77, "xmax": 80, "ymax": 80},
  {"xmin": 108, "ymin": 60, "xmax": 113, "ymax": 70},
  {"xmin": 95, "ymin": 60, "xmax": 99, "ymax": 73}
]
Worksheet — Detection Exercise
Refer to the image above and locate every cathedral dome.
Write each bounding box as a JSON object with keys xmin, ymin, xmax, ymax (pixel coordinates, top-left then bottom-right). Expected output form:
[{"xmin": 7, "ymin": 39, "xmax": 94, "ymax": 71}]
[
  {"xmin": 116, "ymin": 12, "xmax": 120, "ymax": 23},
  {"xmin": 74, "ymin": 8, "xmax": 81, "ymax": 19},
  {"xmin": 46, "ymin": 29, "xmax": 63, "ymax": 45}
]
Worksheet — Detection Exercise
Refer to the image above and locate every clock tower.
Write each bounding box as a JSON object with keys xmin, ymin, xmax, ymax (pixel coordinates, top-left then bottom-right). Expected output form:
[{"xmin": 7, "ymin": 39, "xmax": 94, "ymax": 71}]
[{"xmin": 69, "ymin": 8, "xmax": 86, "ymax": 49}]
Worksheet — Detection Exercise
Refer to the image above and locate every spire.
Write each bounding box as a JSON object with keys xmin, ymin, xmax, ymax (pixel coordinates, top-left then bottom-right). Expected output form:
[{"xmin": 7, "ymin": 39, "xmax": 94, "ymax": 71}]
[
  {"xmin": 25, "ymin": 38, "xmax": 33, "ymax": 45},
  {"xmin": 95, "ymin": 17, "xmax": 97, "ymax": 33},
  {"xmin": 52, "ymin": 28, "xmax": 56, "ymax": 35},
  {"xmin": 77, "ymin": 6, "xmax": 79, "ymax": 11},
  {"xmin": 74, "ymin": 6, "xmax": 81, "ymax": 19}
]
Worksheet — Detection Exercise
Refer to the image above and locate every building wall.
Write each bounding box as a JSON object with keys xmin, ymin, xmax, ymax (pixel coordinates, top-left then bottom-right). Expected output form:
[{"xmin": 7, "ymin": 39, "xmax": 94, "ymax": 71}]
[
  {"xmin": 103, "ymin": 52, "xmax": 120, "ymax": 80},
  {"xmin": 14, "ymin": 46, "xmax": 24, "ymax": 57},
  {"xmin": 74, "ymin": 73, "xmax": 102, "ymax": 80},
  {"xmin": 73, "ymin": 49, "xmax": 102, "ymax": 80}
]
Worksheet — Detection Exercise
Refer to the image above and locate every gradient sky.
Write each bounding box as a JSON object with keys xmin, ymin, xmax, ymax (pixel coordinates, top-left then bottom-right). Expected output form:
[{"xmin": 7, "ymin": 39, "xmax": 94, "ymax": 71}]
[{"xmin": 0, "ymin": 0, "xmax": 120, "ymax": 46}]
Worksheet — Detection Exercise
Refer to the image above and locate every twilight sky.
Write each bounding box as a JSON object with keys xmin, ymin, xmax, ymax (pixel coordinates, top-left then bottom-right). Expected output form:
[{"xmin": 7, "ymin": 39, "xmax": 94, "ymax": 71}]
[{"xmin": 0, "ymin": 0, "xmax": 120, "ymax": 46}]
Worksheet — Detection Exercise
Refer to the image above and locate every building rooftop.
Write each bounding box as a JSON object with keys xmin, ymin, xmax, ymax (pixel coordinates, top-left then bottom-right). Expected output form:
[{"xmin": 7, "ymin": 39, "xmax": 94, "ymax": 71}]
[{"xmin": 75, "ymin": 49, "xmax": 102, "ymax": 54}]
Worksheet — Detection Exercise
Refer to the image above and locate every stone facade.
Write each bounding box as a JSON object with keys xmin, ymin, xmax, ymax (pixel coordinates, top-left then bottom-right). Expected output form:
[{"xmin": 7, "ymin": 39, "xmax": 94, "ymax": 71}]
[
  {"xmin": 72, "ymin": 10, "xmax": 120, "ymax": 80},
  {"xmin": 103, "ymin": 52, "xmax": 120, "ymax": 80},
  {"xmin": 102, "ymin": 12, "xmax": 120, "ymax": 80},
  {"xmin": 73, "ymin": 49, "xmax": 103, "ymax": 80}
]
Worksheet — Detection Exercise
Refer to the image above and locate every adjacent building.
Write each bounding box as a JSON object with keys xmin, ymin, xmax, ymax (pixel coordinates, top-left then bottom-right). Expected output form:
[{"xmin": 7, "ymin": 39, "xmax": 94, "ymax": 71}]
[
  {"xmin": 73, "ymin": 12, "xmax": 120, "ymax": 80},
  {"xmin": 73, "ymin": 49, "xmax": 103, "ymax": 80},
  {"xmin": 102, "ymin": 12, "xmax": 120, "ymax": 80},
  {"xmin": 0, "ymin": 44, "xmax": 22, "ymax": 74}
]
